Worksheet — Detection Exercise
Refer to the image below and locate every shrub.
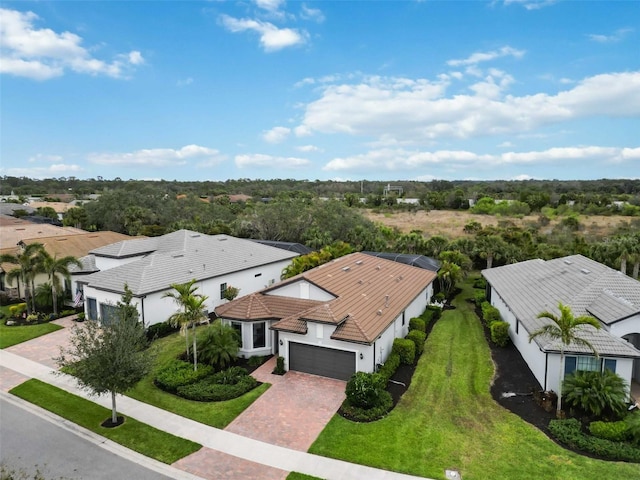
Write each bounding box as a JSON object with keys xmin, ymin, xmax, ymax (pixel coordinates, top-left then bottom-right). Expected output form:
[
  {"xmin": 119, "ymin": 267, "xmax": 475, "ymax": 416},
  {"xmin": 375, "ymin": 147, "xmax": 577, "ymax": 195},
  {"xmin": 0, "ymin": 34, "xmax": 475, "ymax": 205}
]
[
  {"xmin": 406, "ymin": 330, "xmax": 427, "ymax": 357},
  {"xmin": 26, "ymin": 314, "xmax": 39, "ymax": 323},
  {"xmin": 272, "ymin": 356, "xmax": 285, "ymax": 375},
  {"xmin": 198, "ymin": 320, "xmax": 239, "ymax": 370},
  {"xmin": 549, "ymin": 418, "xmax": 640, "ymax": 462},
  {"xmin": 146, "ymin": 321, "xmax": 179, "ymax": 341},
  {"xmin": 423, "ymin": 305, "xmax": 442, "ymax": 325},
  {"xmin": 154, "ymin": 359, "xmax": 214, "ymax": 393},
  {"xmin": 490, "ymin": 321, "xmax": 510, "ymax": 347},
  {"xmin": 60, "ymin": 309, "xmax": 76, "ymax": 317},
  {"xmin": 177, "ymin": 373, "xmax": 257, "ymax": 402},
  {"xmin": 377, "ymin": 352, "xmax": 400, "ymax": 382},
  {"xmin": 473, "ymin": 290, "xmax": 486, "ymax": 305},
  {"xmin": 563, "ymin": 370, "xmax": 629, "ymax": 419},
  {"xmin": 481, "ymin": 302, "xmax": 501, "ymax": 326},
  {"xmin": 589, "ymin": 420, "xmax": 629, "ymax": 442},
  {"xmin": 345, "ymin": 372, "xmax": 387, "ymax": 409},
  {"xmin": 9, "ymin": 303, "xmax": 26, "ymax": 317},
  {"xmin": 433, "ymin": 292, "xmax": 446, "ymax": 303},
  {"xmin": 473, "ymin": 277, "xmax": 486, "ymax": 289},
  {"xmin": 76, "ymin": 312, "xmax": 85, "ymax": 322},
  {"xmin": 626, "ymin": 412, "xmax": 640, "ymax": 445},
  {"xmin": 248, "ymin": 355, "xmax": 266, "ymax": 367},
  {"xmin": 409, "ymin": 317, "xmax": 426, "ymax": 333},
  {"xmin": 340, "ymin": 390, "xmax": 393, "ymax": 422},
  {"xmin": 392, "ymin": 338, "xmax": 415, "ymax": 365}
]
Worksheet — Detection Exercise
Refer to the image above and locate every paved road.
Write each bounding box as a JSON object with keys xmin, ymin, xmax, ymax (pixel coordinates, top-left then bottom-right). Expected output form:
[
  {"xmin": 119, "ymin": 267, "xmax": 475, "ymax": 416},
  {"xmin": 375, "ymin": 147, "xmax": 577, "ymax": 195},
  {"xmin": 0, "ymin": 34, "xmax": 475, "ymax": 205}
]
[{"xmin": 0, "ymin": 396, "xmax": 176, "ymax": 480}]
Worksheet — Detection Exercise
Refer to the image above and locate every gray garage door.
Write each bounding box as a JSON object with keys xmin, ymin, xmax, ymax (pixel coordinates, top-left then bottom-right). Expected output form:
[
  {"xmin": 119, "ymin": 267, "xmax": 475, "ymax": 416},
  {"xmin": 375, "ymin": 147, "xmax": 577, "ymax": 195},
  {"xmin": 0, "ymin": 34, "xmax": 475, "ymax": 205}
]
[{"xmin": 289, "ymin": 343, "xmax": 355, "ymax": 381}]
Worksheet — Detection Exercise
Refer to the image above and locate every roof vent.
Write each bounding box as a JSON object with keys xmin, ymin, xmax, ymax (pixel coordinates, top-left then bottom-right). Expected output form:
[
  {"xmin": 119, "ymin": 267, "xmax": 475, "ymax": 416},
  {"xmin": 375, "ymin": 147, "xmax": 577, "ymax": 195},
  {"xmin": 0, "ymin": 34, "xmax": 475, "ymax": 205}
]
[
  {"xmin": 377, "ymin": 310, "xmax": 383, "ymax": 316},
  {"xmin": 172, "ymin": 254, "xmax": 184, "ymax": 258},
  {"xmin": 581, "ymin": 269, "xmax": 591, "ymax": 274},
  {"xmin": 342, "ymin": 266, "xmax": 350, "ymax": 272},
  {"xmin": 355, "ymin": 260, "xmax": 363, "ymax": 265},
  {"xmin": 564, "ymin": 259, "xmax": 573, "ymax": 265},
  {"xmin": 190, "ymin": 234, "xmax": 201, "ymax": 238},
  {"xmin": 218, "ymin": 238, "xmax": 227, "ymax": 241},
  {"xmin": 376, "ymin": 265, "xmax": 381, "ymax": 270}
]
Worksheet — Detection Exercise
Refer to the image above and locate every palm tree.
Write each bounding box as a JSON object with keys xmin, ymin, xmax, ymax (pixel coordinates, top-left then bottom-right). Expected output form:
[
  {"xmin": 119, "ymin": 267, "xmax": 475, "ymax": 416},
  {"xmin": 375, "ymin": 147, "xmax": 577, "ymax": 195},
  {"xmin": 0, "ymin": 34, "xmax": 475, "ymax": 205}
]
[
  {"xmin": 528, "ymin": 302, "xmax": 602, "ymax": 414},
  {"xmin": 198, "ymin": 320, "xmax": 240, "ymax": 370},
  {"xmin": 437, "ymin": 261, "xmax": 463, "ymax": 297},
  {"xmin": 0, "ymin": 243, "xmax": 45, "ymax": 315},
  {"xmin": 38, "ymin": 251, "xmax": 82, "ymax": 316},
  {"xmin": 163, "ymin": 279, "xmax": 209, "ymax": 371},
  {"xmin": 474, "ymin": 235, "xmax": 507, "ymax": 269}
]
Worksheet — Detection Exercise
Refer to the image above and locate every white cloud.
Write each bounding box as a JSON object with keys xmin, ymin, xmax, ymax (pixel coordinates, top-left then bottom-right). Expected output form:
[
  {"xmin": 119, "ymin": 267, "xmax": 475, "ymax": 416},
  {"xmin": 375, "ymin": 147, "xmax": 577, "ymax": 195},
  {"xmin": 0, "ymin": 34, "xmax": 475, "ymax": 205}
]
[
  {"xmin": 295, "ymin": 71, "xmax": 640, "ymax": 142},
  {"xmin": 296, "ymin": 144, "xmax": 320, "ymax": 152},
  {"xmin": 1, "ymin": 164, "xmax": 83, "ymax": 178},
  {"xmin": 235, "ymin": 153, "xmax": 311, "ymax": 168},
  {"xmin": 498, "ymin": 141, "xmax": 514, "ymax": 148},
  {"xmin": 28, "ymin": 153, "xmax": 64, "ymax": 163},
  {"xmin": 447, "ymin": 46, "xmax": 525, "ymax": 67},
  {"xmin": 501, "ymin": 0, "xmax": 557, "ymax": 10},
  {"xmin": 262, "ymin": 126, "xmax": 291, "ymax": 143},
  {"xmin": 588, "ymin": 27, "xmax": 633, "ymax": 43},
  {"xmin": 323, "ymin": 146, "xmax": 638, "ymax": 173},
  {"xmin": 254, "ymin": 0, "xmax": 285, "ymax": 13},
  {"xmin": 177, "ymin": 77, "xmax": 194, "ymax": 87},
  {"xmin": 88, "ymin": 145, "xmax": 226, "ymax": 168},
  {"xmin": 511, "ymin": 174, "xmax": 536, "ymax": 180},
  {"xmin": 0, "ymin": 8, "xmax": 144, "ymax": 80},
  {"xmin": 220, "ymin": 15, "xmax": 307, "ymax": 51},
  {"xmin": 300, "ymin": 4, "xmax": 325, "ymax": 22}
]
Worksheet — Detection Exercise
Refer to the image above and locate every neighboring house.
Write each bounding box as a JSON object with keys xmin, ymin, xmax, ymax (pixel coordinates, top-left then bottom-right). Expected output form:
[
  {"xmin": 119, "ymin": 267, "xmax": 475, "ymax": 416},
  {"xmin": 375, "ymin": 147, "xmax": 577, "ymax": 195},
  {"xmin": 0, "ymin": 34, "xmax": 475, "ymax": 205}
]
[
  {"xmin": 28, "ymin": 201, "xmax": 73, "ymax": 221},
  {"xmin": 482, "ymin": 254, "xmax": 640, "ymax": 399},
  {"xmin": 362, "ymin": 252, "xmax": 440, "ymax": 272},
  {"xmin": 0, "ymin": 227, "xmax": 133, "ymax": 303},
  {"xmin": 77, "ymin": 230, "xmax": 299, "ymax": 327},
  {"xmin": 215, "ymin": 252, "xmax": 437, "ymax": 381},
  {"xmin": 252, "ymin": 240, "xmax": 313, "ymax": 255}
]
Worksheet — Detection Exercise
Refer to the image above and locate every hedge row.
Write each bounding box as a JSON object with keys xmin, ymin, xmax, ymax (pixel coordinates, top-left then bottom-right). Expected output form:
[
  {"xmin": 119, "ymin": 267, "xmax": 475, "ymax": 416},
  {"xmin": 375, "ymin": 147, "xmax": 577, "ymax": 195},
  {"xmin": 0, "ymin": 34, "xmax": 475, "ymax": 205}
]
[
  {"xmin": 177, "ymin": 371, "xmax": 257, "ymax": 402},
  {"xmin": 549, "ymin": 418, "xmax": 640, "ymax": 462},
  {"xmin": 392, "ymin": 338, "xmax": 415, "ymax": 365},
  {"xmin": 146, "ymin": 321, "xmax": 180, "ymax": 341},
  {"xmin": 480, "ymin": 301, "xmax": 510, "ymax": 347}
]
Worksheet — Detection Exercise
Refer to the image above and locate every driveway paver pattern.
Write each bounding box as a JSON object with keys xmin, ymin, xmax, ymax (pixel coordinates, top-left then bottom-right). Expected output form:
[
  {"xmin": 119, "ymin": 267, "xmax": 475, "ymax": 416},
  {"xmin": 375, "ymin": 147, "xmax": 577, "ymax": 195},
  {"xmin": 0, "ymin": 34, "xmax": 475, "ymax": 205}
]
[{"xmin": 5, "ymin": 317, "xmax": 75, "ymax": 368}]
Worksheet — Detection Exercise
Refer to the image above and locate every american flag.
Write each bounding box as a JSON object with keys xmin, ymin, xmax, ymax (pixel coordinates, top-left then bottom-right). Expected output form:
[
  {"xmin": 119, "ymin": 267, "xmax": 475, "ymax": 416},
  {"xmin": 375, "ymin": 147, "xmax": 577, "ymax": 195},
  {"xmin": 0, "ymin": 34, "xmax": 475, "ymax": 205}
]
[{"xmin": 73, "ymin": 289, "xmax": 83, "ymax": 307}]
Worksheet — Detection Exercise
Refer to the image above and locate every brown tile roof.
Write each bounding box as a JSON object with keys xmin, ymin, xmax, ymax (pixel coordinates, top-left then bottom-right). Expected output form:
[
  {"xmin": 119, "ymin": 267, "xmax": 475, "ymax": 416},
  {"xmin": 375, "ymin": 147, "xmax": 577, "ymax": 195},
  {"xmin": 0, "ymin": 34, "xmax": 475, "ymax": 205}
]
[
  {"xmin": 216, "ymin": 252, "xmax": 437, "ymax": 345},
  {"xmin": 215, "ymin": 294, "xmax": 323, "ymax": 321},
  {"xmin": 28, "ymin": 201, "xmax": 74, "ymax": 214}
]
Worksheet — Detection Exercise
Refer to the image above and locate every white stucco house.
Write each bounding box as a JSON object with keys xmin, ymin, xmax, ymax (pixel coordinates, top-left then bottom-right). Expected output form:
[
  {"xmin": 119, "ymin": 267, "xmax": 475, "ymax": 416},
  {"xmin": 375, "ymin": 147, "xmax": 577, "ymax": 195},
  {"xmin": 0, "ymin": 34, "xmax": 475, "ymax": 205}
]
[
  {"xmin": 482, "ymin": 254, "xmax": 640, "ymax": 400},
  {"xmin": 76, "ymin": 230, "xmax": 299, "ymax": 326},
  {"xmin": 215, "ymin": 252, "xmax": 437, "ymax": 380}
]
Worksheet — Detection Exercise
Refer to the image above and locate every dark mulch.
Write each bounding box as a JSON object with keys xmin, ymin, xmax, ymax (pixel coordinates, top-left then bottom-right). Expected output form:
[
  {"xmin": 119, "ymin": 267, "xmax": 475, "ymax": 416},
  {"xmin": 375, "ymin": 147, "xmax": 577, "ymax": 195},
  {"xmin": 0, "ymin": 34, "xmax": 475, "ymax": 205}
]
[{"xmin": 101, "ymin": 416, "xmax": 125, "ymax": 428}]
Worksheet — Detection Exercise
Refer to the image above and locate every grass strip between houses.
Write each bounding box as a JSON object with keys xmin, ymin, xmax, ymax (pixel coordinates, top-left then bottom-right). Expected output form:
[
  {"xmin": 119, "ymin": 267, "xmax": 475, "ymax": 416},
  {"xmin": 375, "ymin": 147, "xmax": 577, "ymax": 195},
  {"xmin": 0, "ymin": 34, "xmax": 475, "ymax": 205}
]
[
  {"xmin": 0, "ymin": 319, "xmax": 62, "ymax": 349},
  {"xmin": 10, "ymin": 379, "xmax": 201, "ymax": 464},
  {"xmin": 308, "ymin": 277, "xmax": 640, "ymax": 480}
]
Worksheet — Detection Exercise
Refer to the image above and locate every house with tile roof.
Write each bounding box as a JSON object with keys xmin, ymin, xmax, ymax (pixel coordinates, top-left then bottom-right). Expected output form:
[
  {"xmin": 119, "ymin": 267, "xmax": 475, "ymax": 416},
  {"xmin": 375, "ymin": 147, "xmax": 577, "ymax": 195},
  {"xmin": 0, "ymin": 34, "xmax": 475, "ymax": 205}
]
[
  {"xmin": 482, "ymin": 254, "xmax": 640, "ymax": 399},
  {"xmin": 215, "ymin": 252, "xmax": 437, "ymax": 380},
  {"xmin": 77, "ymin": 230, "xmax": 299, "ymax": 327}
]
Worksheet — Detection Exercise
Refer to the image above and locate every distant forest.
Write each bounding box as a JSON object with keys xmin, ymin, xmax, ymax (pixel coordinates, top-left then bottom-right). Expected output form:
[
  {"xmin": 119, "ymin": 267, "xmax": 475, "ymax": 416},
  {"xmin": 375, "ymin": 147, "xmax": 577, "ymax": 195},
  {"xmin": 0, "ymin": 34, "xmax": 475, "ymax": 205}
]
[{"xmin": 2, "ymin": 176, "xmax": 639, "ymax": 278}]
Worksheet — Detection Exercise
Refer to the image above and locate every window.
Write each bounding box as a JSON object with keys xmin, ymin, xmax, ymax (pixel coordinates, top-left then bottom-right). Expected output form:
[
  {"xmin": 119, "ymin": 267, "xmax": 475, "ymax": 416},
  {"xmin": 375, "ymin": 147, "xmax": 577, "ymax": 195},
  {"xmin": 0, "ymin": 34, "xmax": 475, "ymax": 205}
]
[
  {"xmin": 100, "ymin": 303, "xmax": 119, "ymax": 326},
  {"xmin": 402, "ymin": 312, "xmax": 405, "ymax": 326},
  {"xmin": 220, "ymin": 282, "xmax": 227, "ymax": 300},
  {"xmin": 565, "ymin": 356, "xmax": 617, "ymax": 375},
  {"xmin": 515, "ymin": 320, "xmax": 519, "ymax": 334},
  {"xmin": 87, "ymin": 298, "xmax": 98, "ymax": 321},
  {"xmin": 252, "ymin": 322, "xmax": 266, "ymax": 349},
  {"xmin": 231, "ymin": 321, "xmax": 243, "ymax": 348}
]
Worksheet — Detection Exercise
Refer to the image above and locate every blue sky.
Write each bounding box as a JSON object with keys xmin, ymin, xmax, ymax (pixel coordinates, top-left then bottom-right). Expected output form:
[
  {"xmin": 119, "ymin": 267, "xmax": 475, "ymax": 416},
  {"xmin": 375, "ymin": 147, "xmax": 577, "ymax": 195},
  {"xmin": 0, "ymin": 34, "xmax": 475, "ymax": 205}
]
[{"xmin": 1, "ymin": 0, "xmax": 639, "ymax": 182}]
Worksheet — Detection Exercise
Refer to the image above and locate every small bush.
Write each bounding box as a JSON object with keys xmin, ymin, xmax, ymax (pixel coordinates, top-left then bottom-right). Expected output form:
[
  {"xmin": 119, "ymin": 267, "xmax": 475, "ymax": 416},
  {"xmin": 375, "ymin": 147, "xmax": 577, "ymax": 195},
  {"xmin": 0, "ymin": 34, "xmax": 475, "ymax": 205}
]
[
  {"xmin": 589, "ymin": 420, "xmax": 629, "ymax": 442},
  {"xmin": 392, "ymin": 338, "xmax": 415, "ymax": 365},
  {"xmin": 248, "ymin": 355, "xmax": 266, "ymax": 367},
  {"xmin": 178, "ymin": 373, "xmax": 257, "ymax": 402},
  {"xmin": 473, "ymin": 290, "xmax": 486, "ymax": 305},
  {"xmin": 406, "ymin": 330, "xmax": 427, "ymax": 357},
  {"xmin": 563, "ymin": 370, "xmax": 628, "ymax": 419},
  {"xmin": 377, "ymin": 352, "xmax": 400, "ymax": 382},
  {"xmin": 409, "ymin": 317, "xmax": 425, "ymax": 333},
  {"xmin": 146, "ymin": 321, "xmax": 180, "ymax": 341},
  {"xmin": 490, "ymin": 321, "xmax": 510, "ymax": 347},
  {"xmin": 340, "ymin": 390, "xmax": 393, "ymax": 422},
  {"xmin": 154, "ymin": 359, "xmax": 214, "ymax": 393},
  {"xmin": 433, "ymin": 292, "xmax": 446, "ymax": 303},
  {"xmin": 345, "ymin": 372, "xmax": 387, "ymax": 409},
  {"xmin": 60, "ymin": 309, "xmax": 76, "ymax": 317},
  {"xmin": 549, "ymin": 418, "xmax": 640, "ymax": 462},
  {"xmin": 473, "ymin": 277, "xmax": 486, "ymax": 289},
  {"xmin": 9, "ymin": 303, "xmax": 26, "ymax": 317},
  {"xmin": 481, "ymin": 302, "xmax": 501, "ymax": 326},
  {"xmin": 422, "ymin": 305, "xmax": 442, "ymax": 326},
  {"xmin": 626, "ymin": 412, "xmax": 640, "ymax": 445},
  {"xmin": 273, "ymin": 356, "xmax": 285, "ymax": 375},
  {"xmin": 26, "ymin": 314, "xmax": 39, "ymax": 323}
]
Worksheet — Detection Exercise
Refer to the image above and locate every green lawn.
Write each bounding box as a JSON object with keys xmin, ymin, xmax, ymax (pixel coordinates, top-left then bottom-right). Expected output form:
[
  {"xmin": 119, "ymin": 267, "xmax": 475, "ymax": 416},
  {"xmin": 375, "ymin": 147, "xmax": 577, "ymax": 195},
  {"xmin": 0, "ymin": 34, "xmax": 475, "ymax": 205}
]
[
  {"xmin": 309, "ymin": 278, "xmax": 640, "ymax": 480},
  {"xmin": 127, "ymin": 328, "xmax": 270, "ymax": 428},
  {"xmin": 0, "ymin": 306, "xmax": 62, "ymax": 349},
  {"xmin": 10, "ymin": 379, "xmax": 201, "ymax": 464}
]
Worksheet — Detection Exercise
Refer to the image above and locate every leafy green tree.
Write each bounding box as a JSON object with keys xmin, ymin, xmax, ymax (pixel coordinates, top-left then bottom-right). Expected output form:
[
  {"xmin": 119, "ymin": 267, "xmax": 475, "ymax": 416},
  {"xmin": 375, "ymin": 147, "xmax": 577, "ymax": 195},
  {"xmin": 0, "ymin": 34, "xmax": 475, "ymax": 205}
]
[
  {"xmin": 37, "ymin": 251, "xmax": 82, "ymax": 316},
  {"xmin": 563, "ymin": 370, "xmax": 628, "ymax": 420},
  {"xmin": 63, "ymin": 206, "xmax": 88, "ymax": 229},
  {"xmin": 529, "ymin": 302, "xmax": 602, "ymax": 414},
  {"xmin": 437, "ymin": 261, "xmax": 463, "ymax": 297},
  {"xmin": 198, "ymin": 320, "xmax": 240, "ymax": 370},
  {"xmin": 474, "ymin": 235, "xmax": 507, "ymax": 269},
  {"xmin": 0, "ymin": 243, "xmax": 45, "ymax": 315},
  {"xmin": 56, "ymin": 285, "xmax": 154, "ymax": 425},
  {"xmin": 164, "ymin": 279, "xmax": 209, "ymax": 371}
]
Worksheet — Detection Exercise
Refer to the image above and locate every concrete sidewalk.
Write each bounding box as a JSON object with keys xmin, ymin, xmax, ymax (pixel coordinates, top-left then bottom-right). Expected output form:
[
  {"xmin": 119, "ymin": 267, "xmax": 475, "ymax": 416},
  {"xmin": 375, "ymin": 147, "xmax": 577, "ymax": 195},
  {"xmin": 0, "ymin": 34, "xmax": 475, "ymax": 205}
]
[{"xmin": 0, "ymin": 349, "xmax": 431, "ymax": 480}]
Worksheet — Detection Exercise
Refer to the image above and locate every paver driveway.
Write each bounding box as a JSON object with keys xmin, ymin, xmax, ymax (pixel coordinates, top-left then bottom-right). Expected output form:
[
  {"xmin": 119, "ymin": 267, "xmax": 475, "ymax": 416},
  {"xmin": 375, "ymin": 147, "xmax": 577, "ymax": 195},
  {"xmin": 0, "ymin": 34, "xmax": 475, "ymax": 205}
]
[
  {"xmin": 225, "ymin": 357, "xmax": 346, "ymax": 451},
  {"xmin": 5, "ymin": 317, "xmax": 75, "ymax": 368}
]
